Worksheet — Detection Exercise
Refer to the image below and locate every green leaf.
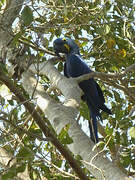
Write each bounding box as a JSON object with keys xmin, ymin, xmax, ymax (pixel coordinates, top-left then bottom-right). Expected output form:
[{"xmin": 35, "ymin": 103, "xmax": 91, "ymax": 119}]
[
  {"xmin": 105, "ymin": 24, "xmax": 110, "ymax": 34},
  {"xmin": 80, "ymin": 102, "xmax": 89, "ymax": 120},
  {"xmin": 113, "ymin": 91, "xmax": 121, "ymax": 102},
  {"xmin": 129, "ymin": 127, "xmax": 135, "ymax": 138},
  {"xmin": 21, "ymin": 6, "xmax": 33, "ymax": 26},
  {"xmin": 58, "ymin": 62, "xmax": 63, "ymax": 72},
  {"xmin": 105, "ymin": 124, "xmax": 113, "ymax": 135},
  {"xmin": 0, "ymin": 0, "xmax": 5, "ymax": 9},
  {"xmin": 131, "ymin": 159, "xmax": 135, "ymax": 169},
  {"xmin": 1, "ymin": 164, "xmax": 26, "ymax": 180},
  {"xmin": 8, "ymin": 100, "xmax": 14, "ymax": 106},
  {"xmin": 92, "ymin": 141, "xmax": 105, "ymax": 151},
  {"xmin": 58, "ymin": 124, "xmax": 73, "ymax": 145},
  {"xmin": 115, "ymin": 131, "xmax": 120, "ymax": 144},
  {"xmin": 17, "ymin": 147, "xmax": 33, "ymax": 160},
  {"xmin": 16, "ymin": 164, "xmax": 26, "ymax": 173},
  {"xmin": 111, "ymin": 66, "xmax": 119, "ymax": 72},
  {"xmin": 0, "ymin": 62, "xmax": 8, "ymax": 74},
  {"xmin": 12, "ymin": 32, "xmax": 23, "ymax": 44},
  {"xmin": 121, "ymin": 152, "xmax": 131, "ymax": 168}
]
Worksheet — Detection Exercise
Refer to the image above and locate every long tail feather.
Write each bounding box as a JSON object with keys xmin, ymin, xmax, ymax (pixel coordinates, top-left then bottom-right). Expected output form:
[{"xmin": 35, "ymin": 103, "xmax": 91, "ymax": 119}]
[{"xmin": 89, "ymin": 111, "xmax": 98, "ymax": 143}]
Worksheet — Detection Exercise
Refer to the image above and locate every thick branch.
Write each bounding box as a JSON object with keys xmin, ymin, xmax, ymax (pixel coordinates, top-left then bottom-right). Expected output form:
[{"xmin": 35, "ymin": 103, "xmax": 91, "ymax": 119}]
[
  {"xmin": 75, "ymin": 69, "xmax": 135, "ymax": 102},
  {"xmin": 124, "ymin": 63, "xmax": 135, "ymax": 73},
  {"xmin": 24, "ymin": 60, "xmax": 131, "ymax": 180},
  {"xmin": 29, "ymin": 59, "xmax": 135, "ymax": 103},
  {"xmin": 29, "ymin": 57, "xmax": 83, "ymax": 107},
  {"xmin": 0, "ymin": 70, "xmax": 89, "ymax": 180},
  {"xmin": 1, "ymin": 0, "xmax": 24, "ymax": 28}
]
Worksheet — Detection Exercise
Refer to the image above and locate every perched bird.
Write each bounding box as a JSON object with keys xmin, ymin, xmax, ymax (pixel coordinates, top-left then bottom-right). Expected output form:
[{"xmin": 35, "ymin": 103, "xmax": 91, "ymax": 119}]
[{"xmin": 53, "ymin": 37, "xmax": 111, "ymax": 143}]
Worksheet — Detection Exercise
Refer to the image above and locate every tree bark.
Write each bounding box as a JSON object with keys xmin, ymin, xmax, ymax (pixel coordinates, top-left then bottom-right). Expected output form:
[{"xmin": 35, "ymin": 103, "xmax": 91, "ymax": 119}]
[
  {"xmin": 0, "ymin": 1, "xmax": 132, "ymax": 179},
  {"xmin": 21, "ymin": 60, "xmax": 131, "ymax": 180}
]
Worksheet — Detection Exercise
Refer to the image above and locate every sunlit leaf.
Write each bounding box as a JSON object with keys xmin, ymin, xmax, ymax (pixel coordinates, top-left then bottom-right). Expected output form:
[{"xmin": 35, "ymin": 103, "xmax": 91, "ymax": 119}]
[
  {"xmin": 0, "ymin": 84, "xmax": 12, "ymax": 100},
  {"xmin": 129, "ymin": 127, "xmax": 135, "ymax": 138},
  {"xmin": 105, "ymin": 24, "xmax": 110, "ymax": 34},
  {"xmin": 117, "ymin": 49, "xmax": 126, "ymax": 58}
]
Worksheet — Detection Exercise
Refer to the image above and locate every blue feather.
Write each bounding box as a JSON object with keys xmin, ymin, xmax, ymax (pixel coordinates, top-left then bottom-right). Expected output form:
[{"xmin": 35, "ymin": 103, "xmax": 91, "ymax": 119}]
[{"xmin": 53, "ymin": 38, "xmax": 112, "ymax": 143}]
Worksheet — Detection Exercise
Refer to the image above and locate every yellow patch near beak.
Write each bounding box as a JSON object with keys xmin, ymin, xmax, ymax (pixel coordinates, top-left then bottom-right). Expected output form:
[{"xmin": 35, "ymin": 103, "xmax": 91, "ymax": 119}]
[
  {"xmin": 64, "ymin": 44, "xmax": 70, "ymax": 52},
  {"xmin": 62, "ymin": 38, "xmax": 66, "ymax": 41}
]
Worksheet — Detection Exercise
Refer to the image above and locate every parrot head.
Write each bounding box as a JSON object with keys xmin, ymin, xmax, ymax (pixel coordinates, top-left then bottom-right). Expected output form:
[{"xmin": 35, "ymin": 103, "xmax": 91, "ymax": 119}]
[{"xmin": 53, "ymin": 37, "xmax": 80, "ymax": 56}]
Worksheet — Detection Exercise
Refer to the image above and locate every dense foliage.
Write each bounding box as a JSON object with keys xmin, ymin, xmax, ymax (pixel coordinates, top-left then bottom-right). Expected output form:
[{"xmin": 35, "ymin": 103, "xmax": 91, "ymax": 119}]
[{"xmin": 0, "ymin": 0, "xmax": 135, "ymax": 179}]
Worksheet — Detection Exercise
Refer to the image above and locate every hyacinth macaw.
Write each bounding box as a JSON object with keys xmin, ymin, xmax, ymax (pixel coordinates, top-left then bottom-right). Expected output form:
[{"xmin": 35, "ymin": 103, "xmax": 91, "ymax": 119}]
[{"xmin": 53, "ymin": 37, "xmax": 111, "ymax": 143}]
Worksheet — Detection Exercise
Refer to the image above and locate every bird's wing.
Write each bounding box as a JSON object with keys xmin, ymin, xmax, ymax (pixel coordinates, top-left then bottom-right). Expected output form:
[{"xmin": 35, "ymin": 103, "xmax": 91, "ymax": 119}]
[
  {"xmin": 66, "ymin": 54, "xmax": 90, "ymax": 77},
  {"xmin": 66, "ymin": 54, "xmax": 101, "ymax": 112},
  {"xmin": 95, "ymin": 82, "xmax": 105, "ymax": 104}
]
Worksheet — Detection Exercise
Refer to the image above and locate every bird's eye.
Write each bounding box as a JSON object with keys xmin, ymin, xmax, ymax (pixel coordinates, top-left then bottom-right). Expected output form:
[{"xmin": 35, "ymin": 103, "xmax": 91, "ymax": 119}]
[{"xmin": 62, "ymin": 38, "xmax": 66, "ymax": 41}]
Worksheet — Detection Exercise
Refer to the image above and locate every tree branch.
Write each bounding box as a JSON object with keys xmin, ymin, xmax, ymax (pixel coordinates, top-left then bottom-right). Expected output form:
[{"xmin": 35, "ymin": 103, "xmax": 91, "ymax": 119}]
[
  {"xmin": 75, "ymin": 67, "xmax": 135, "ymax": 102},
  {"xmin": 22, "ymin": 59, "xmax": 131, "ymax": 180},
  {"xmin": 29, "ymin": 59, "xmax": 135, "ymax": 103},
  {"xmin": 0, "ymin": 0, "xmax": 25, "ymax": 48},
  {"xmin": 0, "ymin": 69, "xmax": 89, "ymax": 180}
]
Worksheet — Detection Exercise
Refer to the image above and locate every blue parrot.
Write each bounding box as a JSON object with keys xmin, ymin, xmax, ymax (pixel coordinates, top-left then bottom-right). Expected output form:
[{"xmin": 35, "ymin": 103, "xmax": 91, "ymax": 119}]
[{"xmin": 53, "ymin": 37, "xmax": 111, "ymax": 143}]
